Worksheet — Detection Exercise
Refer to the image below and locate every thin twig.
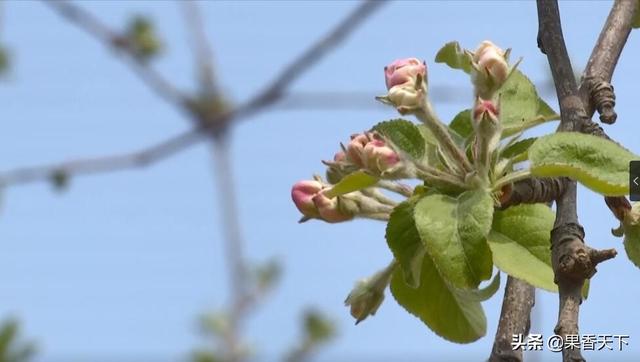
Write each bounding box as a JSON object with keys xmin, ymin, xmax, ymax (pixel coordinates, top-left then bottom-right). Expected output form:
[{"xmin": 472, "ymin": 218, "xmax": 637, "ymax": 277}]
[
  {"xmin": 181, "ymin": 0, "xmax": 219, "ymax": 96},
  {"xmin": 0, "ymin": 1, "xmax": 386, "ymax": 188},
  {"xmin": 238, "ymin": 0, "xmax": 387, "ymax": 117},
  {"xmin": 0, "ymin": 130, "xmax": 202, "ymax": 186},
  {"xmin": 43, "ymin": 0, "xmax": 189, "ymax": 110},
  {"xmin": 210, "ymin": 137, "xmax": 246, "ymax": 362}
]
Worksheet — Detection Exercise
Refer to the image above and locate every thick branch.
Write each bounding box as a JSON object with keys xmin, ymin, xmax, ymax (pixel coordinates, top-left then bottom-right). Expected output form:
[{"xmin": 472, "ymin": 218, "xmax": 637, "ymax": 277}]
[
  {"xmin": 489, "ymin": 277, "xmax": 535, "ymax": 362},
  {"xmin": 536, "ymin": 2, "xmax": 618, "ymax": 361},
  {"xmin": 499, "ymin": 177, "xmax": 566, "ymax": 209}
]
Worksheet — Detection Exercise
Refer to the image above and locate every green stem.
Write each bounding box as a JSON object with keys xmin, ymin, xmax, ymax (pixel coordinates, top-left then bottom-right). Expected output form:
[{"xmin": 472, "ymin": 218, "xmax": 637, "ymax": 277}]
[
  {"xmin": 376, "ymin": 180, "xmax": 413, "ymax": 197},
  {"xmin": 415, "ymin": 164, "xmax": 470, "ymax": 191},
  {"xmin": 414, "ymin": 101, "xmax": 473, "ymax": 175},
  {"xmin": 493, "ymin": 169, "xmax": 532, "ymax": 191}
]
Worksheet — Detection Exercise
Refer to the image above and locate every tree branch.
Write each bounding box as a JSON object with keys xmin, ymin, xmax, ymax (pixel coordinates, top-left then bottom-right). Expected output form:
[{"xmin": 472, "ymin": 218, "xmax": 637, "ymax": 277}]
[
  {"xmin": 43, "ymin": 0, "xmax": 189, "ymax": 110},
  {"xmin": 536, "ymin": 2, "xmax": 618, "ymax": 361},
  {"xmin": 579, "ymin": 0, "xmax": 638, "ymax": 125},
  {"xmin": 0, "ymin": 130, "xmax": 202, "ymax": 187},
  {"xmin": 499, "ymin": 177, "xmax": 566, "ymax": 209},
  {"xmin": 489, "ymin": 277, "xmax": 535, "ymax": 362},
  {"xmin": 0, "ymin": 1, "xmax": 386, "ymax": 188},
  {"xmin": 181, "ymin": 0, "xmax": 219, "ymax": 97}
]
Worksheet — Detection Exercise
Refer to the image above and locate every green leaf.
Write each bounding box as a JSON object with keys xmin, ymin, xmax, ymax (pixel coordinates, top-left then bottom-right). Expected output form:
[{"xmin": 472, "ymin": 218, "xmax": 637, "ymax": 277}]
[
  {"xmin": 373, "ymin": 119, "xmax": 426, "ymax": 160},
  {"xmin": 619, "ymin": 203, "xmax": 640, "ymax": 268},
  {"xmin": 324, "ymin": 171, "xmax": 377, "ymax": 198},
  {"xmin": 499, "ymin": 70, "xmax": 559, "ymax": 137},
  {"xmin": 449, "ymin": 109, "xmax": 473, "ymax": 140},
  {"xmin": 453, "ymin": 272, "xmax": 501, "ymax": 302},
  {"xmin": 488, "ymin": 204, "xmax": 557, "ymax": 292},
  {"xmin": 435, "ymin": 41, "xmax": 473, "ymax": 73},
  {"xmin": 633, "ymin": 2, "xmax": 640, "ymax": 28},
  {"xmin": 501, "ymin": 137, "xmax": 537, "ymax": 160},
  {"xmin": 386, "ymin": 200, "xmax": 425, "ymax": 288},
  {"xmin": 390, "ymin": 254, "xmax": 486, "ymax": 343},
  {"xmin": 582, "ymin": 279, "xmax": 590, "ymax": 300},
  {"xmin": 529, "ymin": 132, "xmax": 638, "ymax": 196},
  {"xmin": 537, "ymin": 98, "xmax": 557, "ymax": 117},
  {"xmin": 414, "ymin": 190, "xmax": 494, "ymax": 288},
  {"xmin": 0, "ymin": 45, "xmax": 9, "ymax": 75}
]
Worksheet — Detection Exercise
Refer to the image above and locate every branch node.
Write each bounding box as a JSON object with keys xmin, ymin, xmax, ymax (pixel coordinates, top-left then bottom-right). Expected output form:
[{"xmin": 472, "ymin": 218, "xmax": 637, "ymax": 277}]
[{"xmin": 588, "ymin": 78, "xmax": 617, "ymax": 124}]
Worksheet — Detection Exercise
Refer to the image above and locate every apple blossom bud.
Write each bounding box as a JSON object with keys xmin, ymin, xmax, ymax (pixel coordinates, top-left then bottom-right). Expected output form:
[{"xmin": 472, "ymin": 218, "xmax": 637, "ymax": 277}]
[
  {"xmin": 472, "ymin": 97, "xmax": 502, "ymax": 181},
  {"xmin": 384, "ymin": 58, "xmax": 426, "ymax": 90},
  {"xmin": 379, "ymin": 58, "xmax": 427, "ymax": 114},
  {"xmin": 344, "ymin": 261, "xmax": 396, "ymax": 325},
  {"xmin": 473, "ymin": 98, "xmax": 500, "ymax": 124},
  {"xmin": 311, "ymin": 192, "xmax": 354, "ymax": 223},
  {"xmin": 346, "ymin": 133, "xmax": 371, "ymax": 167},
  {"xmin": 333, "ymin": 151, "xmax": 347, "ymax": 163},
  {"xmin": 363, "ymin": 139, "xmax": 400, "ymax": 174},
  {"xmin": 291, "ymin": 180, "xmax": 323, "ymax": 218},
  {"xmin": 472, "ymin": 41, "xmax": 509, "ymax": 98},
  {"xmin": 344, "ymin": 280, "xmax": 384, "ymax": 325}
]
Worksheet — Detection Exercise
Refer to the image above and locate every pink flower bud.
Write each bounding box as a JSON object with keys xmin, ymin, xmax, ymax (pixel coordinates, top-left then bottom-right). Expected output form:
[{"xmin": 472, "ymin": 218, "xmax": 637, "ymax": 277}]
[
  {"xmin": 384, "ymin": 58, "xmax": 427, "ymax": 90},
  {"xmin": 473, "ymin": 98, "xmax": 499, "ymax": 123},
  {"xmin": 346, "ymin": 133, "xmax": 371, "ymax": 167},
  {"xmin": 312, "ymin": 192, "xmax": 354, "ymax": 223},
  {"xmin": 333, "ymin": 151, "xmax": 347, "ymax": 163},
  {"xmin": 291, "ymin": 180, "xmax": 323, "ymax": 218},
  {"xmin": 472, "ymin": 41, "xmax": 509, "ymax": 98},
  {"xmin": 363, "ymin": 139, "xmax": 400, "ymax": 173}
]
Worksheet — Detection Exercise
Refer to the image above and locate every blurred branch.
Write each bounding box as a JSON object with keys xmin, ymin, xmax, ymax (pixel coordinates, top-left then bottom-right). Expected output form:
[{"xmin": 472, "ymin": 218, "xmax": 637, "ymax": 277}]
[
  {"xmin": 181, "ymin": 0, "xmax": 218, "ymax": 96},
  {"xmin": 43, "ymin": 0, "xmax": 188, "ymax": 109},
  {"xmin": 284, "ymin": 310, "xmax": 336, "ymax": 362},
  {"xmin": 0, "ymin": 130, "xmax": 202, "ymax": 187},
  {"xmin": 210, "ymin": 137, "xmax": 246, "ymax": 361},
  {"xmin": 1, "ymin": 1, "xmax": 386, "ymax": 187}
]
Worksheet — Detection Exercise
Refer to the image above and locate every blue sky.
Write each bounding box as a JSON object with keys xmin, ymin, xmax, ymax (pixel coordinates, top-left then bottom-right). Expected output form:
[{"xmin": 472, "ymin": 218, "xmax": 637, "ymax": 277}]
[{"xmin": 1, "ymin": 1, "xmax": 639, "ymax": 361}]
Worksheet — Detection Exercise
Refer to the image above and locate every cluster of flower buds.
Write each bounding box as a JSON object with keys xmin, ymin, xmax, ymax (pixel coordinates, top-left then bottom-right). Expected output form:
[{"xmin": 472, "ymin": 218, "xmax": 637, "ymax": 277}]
[
  {"xmin": 291, "ymin": 178, "xmax": 395, "ymax": 223},
  {"xmin": 378, "ymin": 58, "xmax": 427, "ymax": 114},
  {"xmin": 324, "ymin": 132, "xmax": 404, "ymax": 180},
  {"xmin": 471, "ymin": 41, "xmax": 510, "ymax": 99},
  {"xmin": 344, "ymin": 261, "xmax": 396, "ymax": 324}
]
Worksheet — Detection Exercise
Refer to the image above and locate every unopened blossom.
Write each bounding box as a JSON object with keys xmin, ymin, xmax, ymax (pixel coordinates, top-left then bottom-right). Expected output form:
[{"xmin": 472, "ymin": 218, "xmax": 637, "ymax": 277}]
[
  {"xmin": 291, "ymin": 180, "xmax": 355, "ymax": 223},
  {"xmin": 472, "ymin": 97, "xmax": 502, "ymax": 178},
  {"xmin": 384, "ymin": 58, "xmax": 426, "ymax": 90},
  {"xmin": 344, "ymin": 262, "xmax": 396, "ymax": 324},
  {"xmin": 291, "ymin": 180, "xmax": 323, "ymax": 218},
  {"xmin": 381, "ymin": 58, "xmax": 427, "ymax": 113},
  {"xmin": 473, "ymin": 98, "xmax": 500, "ymax": 124},
  {"xmin": 311, "ymin": 192, "xmax": 354, "ymax": 223},
  {"xmin": 344, "ymin": 278, "xmax": 385, "ymax": 325},
  {"xmin": 472, "ymin": 41, "xmax": 510, "ymax": 98},
  {"xmin": 333, "ymin": 151, "xmax": 347, "ymax": 163},
  {"xmin": 346, "ymin": 133, "xmax": 372, "ymax": 167},
  {"xmin": 362, "ymin": 139, "xmax": 400, "ymax": 174}
]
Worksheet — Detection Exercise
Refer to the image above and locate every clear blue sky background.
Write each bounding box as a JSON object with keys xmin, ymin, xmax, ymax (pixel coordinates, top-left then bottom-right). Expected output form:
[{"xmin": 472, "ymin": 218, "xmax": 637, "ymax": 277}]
[{"xmin": 1, "ymin": 1, "xmax": 639, "ymax": 361}]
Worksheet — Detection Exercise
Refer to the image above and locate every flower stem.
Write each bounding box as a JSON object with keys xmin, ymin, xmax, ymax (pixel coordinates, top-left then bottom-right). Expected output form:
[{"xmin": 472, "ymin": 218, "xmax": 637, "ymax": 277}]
[
  {"xmin": 415, "ymin": 101, "xmax": 473, "ymax": 176},
  {"xmin": 493, "ymin": 169, "xmax": 532, "ymax": 191}
]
